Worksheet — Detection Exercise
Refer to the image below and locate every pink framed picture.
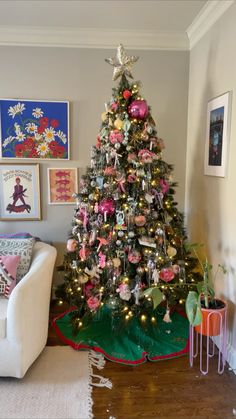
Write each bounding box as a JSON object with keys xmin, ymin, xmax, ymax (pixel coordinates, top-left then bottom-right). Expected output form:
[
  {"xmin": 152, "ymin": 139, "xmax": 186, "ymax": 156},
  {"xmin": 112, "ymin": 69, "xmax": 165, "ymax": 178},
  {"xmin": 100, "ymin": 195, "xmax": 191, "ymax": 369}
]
[{"xmin": 48, "ymin": 168, "xmax": 78, "ymax": 205}]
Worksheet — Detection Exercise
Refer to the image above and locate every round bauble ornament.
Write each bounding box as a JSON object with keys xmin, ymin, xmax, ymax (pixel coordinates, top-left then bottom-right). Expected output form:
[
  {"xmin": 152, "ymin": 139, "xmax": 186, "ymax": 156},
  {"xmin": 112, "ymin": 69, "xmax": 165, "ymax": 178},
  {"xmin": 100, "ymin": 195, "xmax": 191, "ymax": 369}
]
[
  {"xmin": 114, "ymin": 118, "xmax": 124, "ymax": 130},
  {"xmin": 122, "ymin": 139, "xmax": 128, "ymax": 146},
  {"xmin": 116, "ymin": 240, "xmax": 122, "ymax": 246},
  {"xmin": 67, "ymin": 238, "xmax": 77, "ymax": 252},
  {"xmin": 118, "ymin": 231, "xmax": 124, "ymax": 237},
  {"xmin": 78, "ymin": 274, "xmax": 89, "ymax": 284},
  {"xmin": 159, "ymin": 268, "xmax": 175, "ymax": 283},
  {"xmin": 128, "ymin": 250, "xmax": 142, "ymax": 264},
  {"xmin": 113, "ymin": 257, "xmax": 121, "ymax": 268},
  {"xmin": 134, "ymin": 215, "xmax": 146, "ymax": 227},
  {"xmin": 90, "ymin": 180, "xmax": 96, "ymax": 187},
  {"xmin": 128, "ymin": 231, "xmax": 135, "ymax": 238},
  {"xmin": 114, "ymin": 142, "xmax": 121, "ymax": 150},
  {"xmin": 128, "ymin": 100, "xmax": 148, "ymax": 120},
  {"xmin": 98, "ymin": 198, "xmax": 115, "ymax": 216},
  {"xmin": 123, "ymin": 90, "xmax": 132, "ymax": 100},
  {"xmin": 106, "ymin": 295, "xmax": 119, "ymax": 309},
  {"xmin": 167, "ymin": 246, "xmax": 177, "ymax": 257}
]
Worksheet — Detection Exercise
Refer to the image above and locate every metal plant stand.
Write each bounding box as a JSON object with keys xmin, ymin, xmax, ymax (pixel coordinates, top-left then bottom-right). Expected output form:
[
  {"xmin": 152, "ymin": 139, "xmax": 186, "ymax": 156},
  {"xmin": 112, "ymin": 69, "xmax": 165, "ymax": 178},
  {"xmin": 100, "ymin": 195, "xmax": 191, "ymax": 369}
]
[{"xmin": 189, "ymin": 306, "xmax": 227, "ymax": 375}]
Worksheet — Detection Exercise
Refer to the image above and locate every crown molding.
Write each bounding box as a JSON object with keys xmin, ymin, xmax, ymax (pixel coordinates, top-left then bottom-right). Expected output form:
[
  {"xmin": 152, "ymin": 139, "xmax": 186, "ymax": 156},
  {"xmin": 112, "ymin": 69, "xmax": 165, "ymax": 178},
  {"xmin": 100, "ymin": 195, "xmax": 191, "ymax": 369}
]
[
  {"xmin": 0, "ymin": 26, "xmax": 189, "ymax": 51},
  {"xmin": 187, "ymin": 0, "xmax": 235, "ymax": 49}
]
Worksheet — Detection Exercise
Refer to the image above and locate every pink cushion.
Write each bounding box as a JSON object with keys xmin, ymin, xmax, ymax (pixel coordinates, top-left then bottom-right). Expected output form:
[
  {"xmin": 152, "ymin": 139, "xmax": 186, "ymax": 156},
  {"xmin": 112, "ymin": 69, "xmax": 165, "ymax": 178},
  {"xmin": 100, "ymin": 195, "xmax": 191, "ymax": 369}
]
[{"xmin": 0, "ymin": 255, "xmax": 21, "ymax": 298}]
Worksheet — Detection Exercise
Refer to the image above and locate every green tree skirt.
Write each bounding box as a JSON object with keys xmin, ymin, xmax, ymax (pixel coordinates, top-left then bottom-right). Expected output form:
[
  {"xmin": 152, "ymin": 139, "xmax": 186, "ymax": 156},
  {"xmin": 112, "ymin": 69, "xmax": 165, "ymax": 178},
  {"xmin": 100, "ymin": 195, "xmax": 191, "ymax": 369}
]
[{"xmin": 53, "ymin": 306, "xmax": 189, "ymax": 365}]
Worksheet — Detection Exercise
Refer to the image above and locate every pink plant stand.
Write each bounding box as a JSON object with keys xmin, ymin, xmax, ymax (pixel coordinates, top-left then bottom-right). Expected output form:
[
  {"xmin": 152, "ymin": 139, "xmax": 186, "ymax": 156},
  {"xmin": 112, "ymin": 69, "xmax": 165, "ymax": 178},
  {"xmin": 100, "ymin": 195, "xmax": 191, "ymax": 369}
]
[{"xmin": 189, "ymin": 307, "xmax": 227, "ymax": 375}]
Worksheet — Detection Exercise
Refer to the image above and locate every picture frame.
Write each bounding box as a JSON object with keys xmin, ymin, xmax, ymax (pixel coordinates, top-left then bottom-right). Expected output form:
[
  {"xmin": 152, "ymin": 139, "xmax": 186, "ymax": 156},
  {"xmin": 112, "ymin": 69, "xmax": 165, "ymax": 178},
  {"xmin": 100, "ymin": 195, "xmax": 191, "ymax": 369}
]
[
  {"xmin": 0, "ymin": 98, "xmax": 69, "ymax": 160},
  {"xmin": 47, "ymin": 167, "xmax": 78, "ymax": 205},
  {"xmin": 204, "ymin": 91, "xmax": 232, "ymax": 177},
  {"xmin": 0, "ymin": 163, "xmax": 41, "ymax": 220}
]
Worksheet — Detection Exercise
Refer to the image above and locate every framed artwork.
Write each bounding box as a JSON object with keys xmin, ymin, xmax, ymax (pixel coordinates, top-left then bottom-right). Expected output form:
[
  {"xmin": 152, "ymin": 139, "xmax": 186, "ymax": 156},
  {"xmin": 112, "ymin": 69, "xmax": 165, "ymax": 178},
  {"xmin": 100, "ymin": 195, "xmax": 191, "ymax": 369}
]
[
  {"xmin": 0, "ymin": 98, "xmax": 69, "ymax": 160},
  {"xmin": 0, "ymin": 163, "xmax": 41, "ymax": 220},
  {"xmin": 204, "ymin": 92, "xmax": 232, "ymax": 177},
  {"xmin": 48, "ymin": 167, "xmax": 78, "ymax": 204}
]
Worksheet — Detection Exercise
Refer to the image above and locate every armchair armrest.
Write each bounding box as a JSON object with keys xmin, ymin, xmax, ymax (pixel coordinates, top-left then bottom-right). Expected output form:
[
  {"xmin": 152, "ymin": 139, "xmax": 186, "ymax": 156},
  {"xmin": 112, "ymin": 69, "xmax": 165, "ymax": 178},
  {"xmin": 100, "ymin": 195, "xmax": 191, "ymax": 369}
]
[{"xmin": 6, "ymin": 242, "xmax": 57, "ymax": 353}]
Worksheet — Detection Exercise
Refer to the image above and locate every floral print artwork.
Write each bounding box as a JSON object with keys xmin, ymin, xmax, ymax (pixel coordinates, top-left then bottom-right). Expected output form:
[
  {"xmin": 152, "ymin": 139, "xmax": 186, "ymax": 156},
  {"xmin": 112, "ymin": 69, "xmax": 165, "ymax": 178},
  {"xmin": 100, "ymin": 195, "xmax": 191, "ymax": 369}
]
[{"xmin": 0, "ymin": 99, "xmax": 69, "ymax": 159}]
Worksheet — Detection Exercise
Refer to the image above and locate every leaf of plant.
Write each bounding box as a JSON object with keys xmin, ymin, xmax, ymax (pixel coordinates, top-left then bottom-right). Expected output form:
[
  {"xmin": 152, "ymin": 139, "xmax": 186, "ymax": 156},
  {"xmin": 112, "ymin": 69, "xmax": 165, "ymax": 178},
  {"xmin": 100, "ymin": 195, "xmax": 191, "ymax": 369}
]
[
  {"xmin": 142, "ymin": 287, "xmax": 163, "ymax": 309},
  {"xmin": 186, "ymin": 291, "xmax": 202, "ymax": 326}
]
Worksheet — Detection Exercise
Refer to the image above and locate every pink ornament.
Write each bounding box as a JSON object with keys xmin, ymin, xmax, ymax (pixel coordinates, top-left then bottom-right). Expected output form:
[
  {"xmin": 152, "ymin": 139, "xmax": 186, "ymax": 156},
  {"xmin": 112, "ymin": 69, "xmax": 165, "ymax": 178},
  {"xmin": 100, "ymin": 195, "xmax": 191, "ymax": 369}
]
[
  {"xmin": 128, "ymin": 100, "xmax": 148, "ymax": 120},
  {"xmin": 134, "ymin": 215, "xmax": 146, "ymax": 227},
  {"xmin": 138, "ymin": 149, "xmax": 155, "ymax": 164},
  {"xmin": 128, "ymin": 250, "xmax": 142, "ymax": 264},
  {"xmin": 127, "ymin": 174, "xmax": 137, "ymax": 183},
  {"xmin": 159, "ymin": 179, "xmax": 170, "ymax": 194},
  {"xmin": 123, "ymin": 90, "xmax": 132, "ymax": 100},
  {"xmin": 87, "ymin": 296, "xmax": 100, "ymax": 311},
  {"xmin": 159, "ymin": 268, "xmax": 175, "ymax": 282},
  {"xmin": 67, "ymin": 239, "xmax": 77, "ymax": 252},
  {"xmin": 111, "ymin": 102, "xmax": 118, "ymax": 111},
  {"xmin": 98, "ymin": 198, "xmax": 115, "ymax": 216},
  {"xmin": 109, "ymin": 129, "xmax": 124, "ymax": 144},
  {"xmin": 104, "ymin": 166, "xmax": 116, "ymax": 176},
  {"xmin": 98, "ymin": 251, "xmax": 106, "ymax": 268},
  {"xmin": 79, "ymin": 246, "xmax": 90, "ymax": 260},
  {"xmin": 116, "ymin": 283, "xmax": 131, "ymax": 301}
]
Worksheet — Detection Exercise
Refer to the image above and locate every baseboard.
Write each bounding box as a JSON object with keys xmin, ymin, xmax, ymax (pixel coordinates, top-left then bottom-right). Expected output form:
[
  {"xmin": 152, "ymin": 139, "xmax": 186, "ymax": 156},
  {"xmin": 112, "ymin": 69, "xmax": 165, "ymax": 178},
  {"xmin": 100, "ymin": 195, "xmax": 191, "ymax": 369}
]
[{"xmin": 212, "ymin": 336, "xmax": 236, "ymax": 374}]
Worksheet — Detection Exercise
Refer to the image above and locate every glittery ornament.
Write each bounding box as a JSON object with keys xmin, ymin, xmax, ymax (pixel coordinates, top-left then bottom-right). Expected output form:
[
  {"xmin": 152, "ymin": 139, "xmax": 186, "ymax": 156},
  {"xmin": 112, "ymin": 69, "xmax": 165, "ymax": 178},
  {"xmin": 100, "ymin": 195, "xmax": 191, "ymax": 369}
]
[
  {"xmin": 113, "ymin": 257, "xmax": 121, "ymax": 268},
  {"xmin": 128, "ymin": 250, "xmax": 141, "ymax": 264},
  {"xmin": 128, "ymin": 100, "xmax": 148, "ymax": 120},
  {"xmin": 159, "ymin": 268, "xmax": 175, "ymax": 282},
  {"xmin": 98, "ymin": 198, "xmax": 115, "ymax": 216}
]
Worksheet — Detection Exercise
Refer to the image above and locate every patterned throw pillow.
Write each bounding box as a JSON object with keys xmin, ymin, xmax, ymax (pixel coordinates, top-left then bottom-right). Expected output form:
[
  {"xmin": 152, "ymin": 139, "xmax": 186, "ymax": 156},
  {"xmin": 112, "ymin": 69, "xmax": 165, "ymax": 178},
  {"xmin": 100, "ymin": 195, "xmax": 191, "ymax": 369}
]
[
  {"xmin": 0, "ymin": 238, "xmax": 35, "ymax": 282},
  {"xmin": 0, "ymin": 255, "xmax": 21, "ymax": 298}
]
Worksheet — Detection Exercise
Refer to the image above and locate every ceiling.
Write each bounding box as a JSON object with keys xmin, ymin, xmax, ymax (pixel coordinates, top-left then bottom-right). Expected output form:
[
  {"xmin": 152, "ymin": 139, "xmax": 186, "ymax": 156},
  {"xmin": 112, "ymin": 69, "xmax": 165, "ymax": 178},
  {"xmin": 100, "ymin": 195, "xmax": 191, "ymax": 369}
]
[
  {"xmin": 0, "ymin": 1, "xmax": 206, "ymax": 31},
  {"xmin": 0, "ymin": 1, "xmax": 233, "ymax": 50}
]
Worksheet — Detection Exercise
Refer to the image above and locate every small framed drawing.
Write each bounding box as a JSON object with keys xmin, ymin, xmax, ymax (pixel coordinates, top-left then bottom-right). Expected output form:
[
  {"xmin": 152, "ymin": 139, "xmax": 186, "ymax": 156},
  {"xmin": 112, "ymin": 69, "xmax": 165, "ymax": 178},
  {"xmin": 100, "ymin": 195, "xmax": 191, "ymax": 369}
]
[
  {"xmin": 0, "ymin": 163, "xmax": 41, "ymax": 220},
  {"xmin": 0, "ymin": 98, "xmax": 69, "ymax": 160},
  {"xmin": 204, "ymin": 91, "xmax": 232, "ymax": 177},
  {"xmin": 48, "ymin": 167, "xmax": 78, "ymax": 204}
]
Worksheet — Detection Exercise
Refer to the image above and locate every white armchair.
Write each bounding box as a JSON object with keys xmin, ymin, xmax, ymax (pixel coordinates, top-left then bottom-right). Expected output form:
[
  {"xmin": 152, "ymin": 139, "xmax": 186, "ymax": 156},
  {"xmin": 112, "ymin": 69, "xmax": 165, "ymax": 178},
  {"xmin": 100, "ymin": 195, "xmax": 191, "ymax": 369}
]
[{"xmin": 0, "ymin": 241, "xmax": 57, "ymax": 378}]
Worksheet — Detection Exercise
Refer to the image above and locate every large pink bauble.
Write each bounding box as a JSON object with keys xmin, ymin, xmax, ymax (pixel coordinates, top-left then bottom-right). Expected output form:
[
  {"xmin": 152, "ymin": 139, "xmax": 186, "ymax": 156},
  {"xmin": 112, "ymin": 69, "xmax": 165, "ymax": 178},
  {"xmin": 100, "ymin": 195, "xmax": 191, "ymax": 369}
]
[
  {"xmin": 98, "ymin": 198, "xmax": 115, "ymax": 215},
  {"xmin": 128, "ymin": 100, "xmax": 148, "ymax": 120}
]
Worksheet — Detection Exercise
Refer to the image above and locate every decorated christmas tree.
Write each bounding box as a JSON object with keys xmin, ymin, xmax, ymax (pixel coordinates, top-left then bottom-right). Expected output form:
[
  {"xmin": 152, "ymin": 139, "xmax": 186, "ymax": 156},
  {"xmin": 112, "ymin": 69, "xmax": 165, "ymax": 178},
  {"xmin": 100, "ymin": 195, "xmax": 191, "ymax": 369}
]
[{"xmin": 56, "ymin": 45, "xmax": 201, "ymax": 334}]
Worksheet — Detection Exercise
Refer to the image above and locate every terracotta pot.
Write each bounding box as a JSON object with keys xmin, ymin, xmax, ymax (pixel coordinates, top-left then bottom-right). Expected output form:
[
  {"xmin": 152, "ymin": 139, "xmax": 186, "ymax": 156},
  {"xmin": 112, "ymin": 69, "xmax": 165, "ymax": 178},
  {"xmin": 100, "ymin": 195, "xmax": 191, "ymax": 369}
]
[{"xmin": 195, "ymin": 300, "xmax": 227, "ymax": 336}]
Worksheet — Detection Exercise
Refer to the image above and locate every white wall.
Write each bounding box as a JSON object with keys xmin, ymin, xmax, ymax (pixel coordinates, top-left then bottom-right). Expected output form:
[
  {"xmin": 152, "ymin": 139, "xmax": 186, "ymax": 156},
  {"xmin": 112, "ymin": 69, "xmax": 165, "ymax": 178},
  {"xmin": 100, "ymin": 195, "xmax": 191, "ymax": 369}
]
[
  {"xmin": 0, "ymin": 47, "xmax": 189, "ymax": 266},
  {"xmin": 186, "ymin": 3, "xmax": 236, "ymax": 370}
]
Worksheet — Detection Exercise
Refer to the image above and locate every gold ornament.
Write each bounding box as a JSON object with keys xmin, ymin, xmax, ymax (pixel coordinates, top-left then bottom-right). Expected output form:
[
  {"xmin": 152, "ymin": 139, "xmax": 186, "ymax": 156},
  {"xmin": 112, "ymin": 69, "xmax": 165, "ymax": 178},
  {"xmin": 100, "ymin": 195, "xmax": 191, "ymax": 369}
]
[
  {"xmin": 105, "ymin": 44, "xmax": 139, "ymax": 81},
  {"xmin": 101, "ymin": 111, "xmax": 107, "ymax": 122},
  {"xmin": 167, "ymin": 246, "xmax": 177, "ymax": 257},
  {"xmin": 113, "ymin": 257, "xmax": 121, "ymax": 268},
  {"xmin": 114, "ymin": 118, "xmax": 124, "ymax": 130},
  {"xmin": 78, "ymin": 274, "xmax": 89, "ymax": 284}
]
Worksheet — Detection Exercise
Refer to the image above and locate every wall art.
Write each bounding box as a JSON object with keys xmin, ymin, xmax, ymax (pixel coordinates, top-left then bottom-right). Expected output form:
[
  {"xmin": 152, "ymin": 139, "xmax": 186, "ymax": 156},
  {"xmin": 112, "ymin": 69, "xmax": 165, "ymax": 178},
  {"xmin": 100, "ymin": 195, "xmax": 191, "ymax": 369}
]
[
  {"xmin": 0, "ymin": 99, "xmax": 69, "ymax": 159},
  {"xmin": 48, "ymin": 167, "xmax": 78, "ymax": 204},
  {"xmin": 0, "ymin": 163, "xmax": 41, "ymax": 220},
  {"xmin": 204, "ymin": 92, "xmax": 232, "ymax": 177}
]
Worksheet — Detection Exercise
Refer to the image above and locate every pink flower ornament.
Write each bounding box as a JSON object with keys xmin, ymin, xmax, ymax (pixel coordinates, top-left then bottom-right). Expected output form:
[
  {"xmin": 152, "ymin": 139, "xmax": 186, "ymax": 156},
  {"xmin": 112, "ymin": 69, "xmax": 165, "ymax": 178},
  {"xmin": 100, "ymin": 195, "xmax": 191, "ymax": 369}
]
[
  {"xmin": 109, "ymin": 130, "xmax": 124, "ymax": 145},
  {"xmin": 116, "ymin": 283, "xmax": 131, "ymax": 301},
  {"xmin": 87, "ymin": 296, "xmax": 100, "ymax": 311}
]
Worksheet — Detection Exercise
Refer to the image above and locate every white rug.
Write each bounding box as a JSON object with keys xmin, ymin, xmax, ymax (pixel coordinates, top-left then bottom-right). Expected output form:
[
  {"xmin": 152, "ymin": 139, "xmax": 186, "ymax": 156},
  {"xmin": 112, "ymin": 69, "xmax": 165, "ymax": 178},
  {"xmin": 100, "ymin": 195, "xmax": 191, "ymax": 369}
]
[{"xmin": 0, "ymin": 346, "xmax": 112, "ymax": 419}]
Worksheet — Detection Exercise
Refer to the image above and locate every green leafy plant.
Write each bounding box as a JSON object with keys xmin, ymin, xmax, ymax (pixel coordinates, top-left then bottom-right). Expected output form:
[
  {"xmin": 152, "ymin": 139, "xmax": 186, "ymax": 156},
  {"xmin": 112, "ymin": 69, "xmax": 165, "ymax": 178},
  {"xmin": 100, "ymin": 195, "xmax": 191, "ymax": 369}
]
[{"xmin": 185, "ymin": 243, "xmax": 227, "ymax": 326}]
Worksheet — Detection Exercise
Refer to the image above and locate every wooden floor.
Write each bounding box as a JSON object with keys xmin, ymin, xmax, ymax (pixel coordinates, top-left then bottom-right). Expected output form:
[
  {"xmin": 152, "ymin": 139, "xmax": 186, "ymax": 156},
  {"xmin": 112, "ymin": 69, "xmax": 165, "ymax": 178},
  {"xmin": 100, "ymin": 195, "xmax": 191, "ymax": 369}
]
[{"xmin": 48, "ymin": 301, "xmax": 236, "ymax": 419}]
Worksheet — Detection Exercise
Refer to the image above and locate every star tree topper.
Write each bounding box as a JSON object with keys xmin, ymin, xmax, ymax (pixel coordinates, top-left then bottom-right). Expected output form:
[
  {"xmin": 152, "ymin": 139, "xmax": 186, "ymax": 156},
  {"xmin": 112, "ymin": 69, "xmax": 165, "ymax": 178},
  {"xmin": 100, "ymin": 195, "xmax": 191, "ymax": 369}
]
[{"xmin": 105, "ymin": 44, "xmax": 139, "ymax": 81}]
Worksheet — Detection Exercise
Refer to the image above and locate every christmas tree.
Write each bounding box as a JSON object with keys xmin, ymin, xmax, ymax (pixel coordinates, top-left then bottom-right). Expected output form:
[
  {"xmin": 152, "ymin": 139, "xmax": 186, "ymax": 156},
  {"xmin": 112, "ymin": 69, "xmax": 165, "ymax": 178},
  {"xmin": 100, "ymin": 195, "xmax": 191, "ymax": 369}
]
[{"xmin": 56, "ymin": 45, "xmax": 201, "ymax": 332}]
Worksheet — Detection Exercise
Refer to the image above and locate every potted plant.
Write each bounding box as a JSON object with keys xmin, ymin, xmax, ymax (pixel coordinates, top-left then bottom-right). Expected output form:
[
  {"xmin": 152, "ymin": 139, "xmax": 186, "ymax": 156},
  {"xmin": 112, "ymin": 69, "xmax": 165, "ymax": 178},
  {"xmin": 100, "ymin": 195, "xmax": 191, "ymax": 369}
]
[{"xmin": 185, "ymin": 245, "xmax": 227, "ymax": 336}]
